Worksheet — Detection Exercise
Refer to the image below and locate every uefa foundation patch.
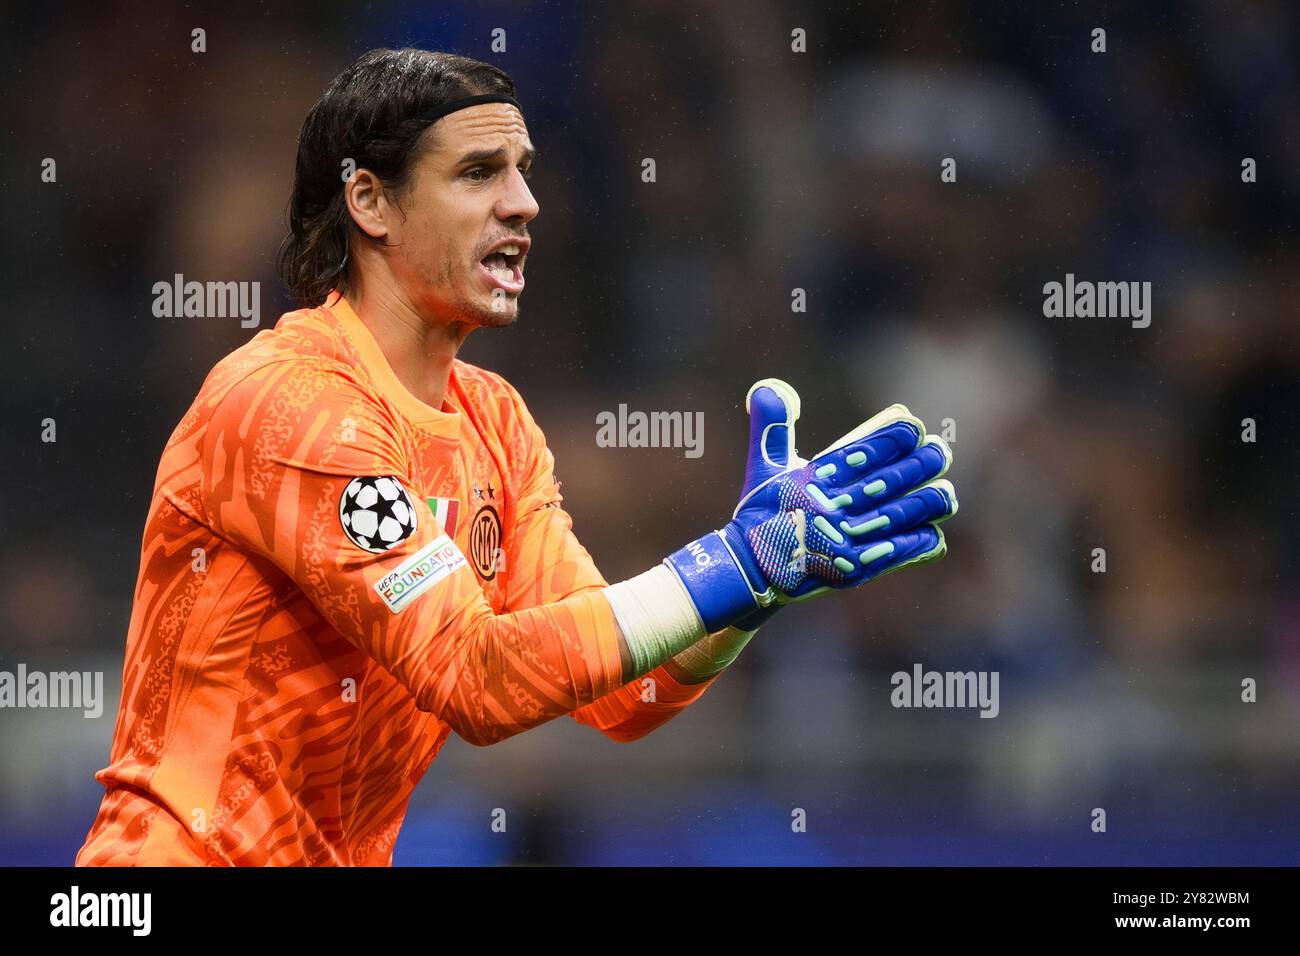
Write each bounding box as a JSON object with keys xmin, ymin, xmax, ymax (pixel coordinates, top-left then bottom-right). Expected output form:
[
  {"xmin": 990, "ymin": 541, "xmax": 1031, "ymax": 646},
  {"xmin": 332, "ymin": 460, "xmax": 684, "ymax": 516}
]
[{"xmin": 374, "ymin": 534, "xmax": 467, "ymax": 613}]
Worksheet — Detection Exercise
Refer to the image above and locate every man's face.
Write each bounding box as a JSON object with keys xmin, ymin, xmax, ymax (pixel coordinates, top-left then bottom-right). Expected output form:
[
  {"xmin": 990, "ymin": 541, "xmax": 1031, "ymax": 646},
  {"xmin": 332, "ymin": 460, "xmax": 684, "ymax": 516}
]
[{"xmin": 383, "ymin": 102, "xmax": 538, "ymax": 328}]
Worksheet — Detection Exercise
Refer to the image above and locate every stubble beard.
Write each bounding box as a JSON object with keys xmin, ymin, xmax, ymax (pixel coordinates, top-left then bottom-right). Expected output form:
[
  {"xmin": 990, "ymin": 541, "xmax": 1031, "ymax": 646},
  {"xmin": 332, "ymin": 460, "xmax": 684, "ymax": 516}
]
[
  {"xmin": 477, "ymin": 290, "xmax": 520, "ymax": 329},
  {"xmin": 434, "ymin": 253, "xmax": 520, "ymax": 330}
]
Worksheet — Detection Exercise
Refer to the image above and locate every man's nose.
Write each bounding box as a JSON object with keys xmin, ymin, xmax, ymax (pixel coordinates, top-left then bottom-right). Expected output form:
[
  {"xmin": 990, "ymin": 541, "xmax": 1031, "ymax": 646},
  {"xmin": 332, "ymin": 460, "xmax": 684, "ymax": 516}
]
[{"xmin": 496, "ymin": 167, "xmax": 539, "ymax": 223}]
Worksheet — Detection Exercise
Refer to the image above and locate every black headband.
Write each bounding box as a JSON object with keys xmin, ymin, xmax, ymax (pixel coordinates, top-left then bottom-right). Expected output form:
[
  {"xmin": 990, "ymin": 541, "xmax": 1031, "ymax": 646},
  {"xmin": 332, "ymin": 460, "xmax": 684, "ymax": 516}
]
[{"xmin": 421, "ymin": 93, "xmax": 523, "ymax": 125}]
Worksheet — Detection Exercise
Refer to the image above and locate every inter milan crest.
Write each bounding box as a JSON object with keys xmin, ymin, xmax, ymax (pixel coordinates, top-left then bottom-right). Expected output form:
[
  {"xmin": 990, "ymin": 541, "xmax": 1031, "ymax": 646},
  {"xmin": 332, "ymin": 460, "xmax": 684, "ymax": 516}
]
[
  {"xmin": 338, "ymin": 476, "xmax": 418, "ymax": 553},
  {"xmin": 469, "ymin": 505, "xmax": 502, "ymax": 580}
]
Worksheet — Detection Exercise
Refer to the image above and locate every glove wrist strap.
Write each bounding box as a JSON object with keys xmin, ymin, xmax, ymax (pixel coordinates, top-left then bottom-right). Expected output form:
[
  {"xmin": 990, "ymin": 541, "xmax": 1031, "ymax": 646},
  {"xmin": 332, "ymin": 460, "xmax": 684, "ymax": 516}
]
[{"xmin": 664, "ymin": 530, "xmax": 769, "ymax": 632}]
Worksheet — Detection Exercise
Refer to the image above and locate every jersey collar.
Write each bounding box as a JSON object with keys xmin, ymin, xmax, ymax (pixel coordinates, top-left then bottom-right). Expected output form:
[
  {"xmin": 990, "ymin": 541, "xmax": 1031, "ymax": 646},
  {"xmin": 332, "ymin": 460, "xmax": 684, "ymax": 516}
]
[{"xmin": 323, "ymin": 290, "xmax": 463, "ymax": 433}]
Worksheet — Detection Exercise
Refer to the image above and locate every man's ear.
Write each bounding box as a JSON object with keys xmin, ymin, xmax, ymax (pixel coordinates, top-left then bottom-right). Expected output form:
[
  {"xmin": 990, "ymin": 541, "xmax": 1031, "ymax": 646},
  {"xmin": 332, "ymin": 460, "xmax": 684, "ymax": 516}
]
[{"xmin": 345, "ymin": 169, "xmax": 389, "ymax": 240}]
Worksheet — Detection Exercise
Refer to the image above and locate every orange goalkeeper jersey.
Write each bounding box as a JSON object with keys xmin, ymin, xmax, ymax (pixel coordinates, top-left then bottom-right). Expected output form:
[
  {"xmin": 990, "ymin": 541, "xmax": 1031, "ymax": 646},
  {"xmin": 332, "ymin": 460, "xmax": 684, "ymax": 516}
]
[{"xmin": 77, "ymin": 291, "xmax": 715, "ymax": 866}]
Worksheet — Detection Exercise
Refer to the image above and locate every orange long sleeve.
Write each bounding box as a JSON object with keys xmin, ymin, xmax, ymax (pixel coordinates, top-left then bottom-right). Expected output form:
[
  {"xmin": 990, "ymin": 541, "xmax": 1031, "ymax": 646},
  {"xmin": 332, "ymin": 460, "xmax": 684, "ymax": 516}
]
[{"xmin": 493, "ymin": 376, "xmax": 721, "ymax": 742}]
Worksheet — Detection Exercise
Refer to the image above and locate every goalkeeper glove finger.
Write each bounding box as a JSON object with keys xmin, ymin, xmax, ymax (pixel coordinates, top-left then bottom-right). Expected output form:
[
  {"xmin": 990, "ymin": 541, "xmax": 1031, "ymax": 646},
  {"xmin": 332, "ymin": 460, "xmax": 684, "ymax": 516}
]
[{"xmin": 665, "ymin": 379, "xmax": 958, "ymax": 632}]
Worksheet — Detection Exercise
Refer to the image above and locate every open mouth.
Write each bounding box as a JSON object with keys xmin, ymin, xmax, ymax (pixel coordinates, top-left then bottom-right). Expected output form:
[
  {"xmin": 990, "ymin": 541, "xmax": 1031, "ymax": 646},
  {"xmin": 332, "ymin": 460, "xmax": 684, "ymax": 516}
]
[{"xmin": 479, "ymin": 244, "xmax": 525, "ymax": 295}]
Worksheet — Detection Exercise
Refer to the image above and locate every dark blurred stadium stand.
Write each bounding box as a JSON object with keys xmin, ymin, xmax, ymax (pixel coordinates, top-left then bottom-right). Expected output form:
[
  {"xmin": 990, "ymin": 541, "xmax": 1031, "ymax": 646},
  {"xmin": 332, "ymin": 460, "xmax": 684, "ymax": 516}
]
[{"xmin": 2, "ymin": 0, "xmax": 1297, "ymax": 864}]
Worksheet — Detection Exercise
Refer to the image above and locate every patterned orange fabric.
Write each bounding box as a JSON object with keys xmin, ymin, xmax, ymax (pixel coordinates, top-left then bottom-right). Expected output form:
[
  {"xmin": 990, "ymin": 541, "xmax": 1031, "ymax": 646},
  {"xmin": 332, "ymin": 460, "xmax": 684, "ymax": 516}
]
[{"xmin": 76, "ymin": 292, "xmax": 715, "ymax": 866}]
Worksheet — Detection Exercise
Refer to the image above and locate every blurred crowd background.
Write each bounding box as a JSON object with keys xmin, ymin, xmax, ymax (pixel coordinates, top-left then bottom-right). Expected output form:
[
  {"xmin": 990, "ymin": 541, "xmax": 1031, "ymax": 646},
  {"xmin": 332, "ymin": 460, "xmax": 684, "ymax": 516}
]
[{"xmin": 3, "ymin": 0, "xmax": 1298, "ymax": 864}]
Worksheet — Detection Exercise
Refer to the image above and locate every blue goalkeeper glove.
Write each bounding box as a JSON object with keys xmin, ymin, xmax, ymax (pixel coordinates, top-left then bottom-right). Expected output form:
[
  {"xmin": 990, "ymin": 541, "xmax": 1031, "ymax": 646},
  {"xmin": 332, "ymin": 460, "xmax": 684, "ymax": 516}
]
[{"xmin": 664, "ymin": 379, "xmax": 957, "ymax": 632}]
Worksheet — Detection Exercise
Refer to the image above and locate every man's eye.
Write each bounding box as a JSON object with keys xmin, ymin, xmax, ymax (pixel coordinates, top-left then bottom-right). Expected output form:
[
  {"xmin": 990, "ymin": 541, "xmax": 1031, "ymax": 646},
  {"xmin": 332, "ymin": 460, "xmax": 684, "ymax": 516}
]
[
  {"xmin": 464, "ymin": 167, "xmax": 492, "ymax": 182},
  {"xmin": 520, "ymin": 166, "xmax": 534, "ymax": 181}
]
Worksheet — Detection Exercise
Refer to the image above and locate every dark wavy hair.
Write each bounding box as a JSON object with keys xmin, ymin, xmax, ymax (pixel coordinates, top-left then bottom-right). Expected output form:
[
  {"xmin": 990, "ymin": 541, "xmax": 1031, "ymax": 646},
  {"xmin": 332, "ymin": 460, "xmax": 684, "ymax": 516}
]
[{"xmin": 277, "ymin": 48, "xmax": 517, "ymax": 306}]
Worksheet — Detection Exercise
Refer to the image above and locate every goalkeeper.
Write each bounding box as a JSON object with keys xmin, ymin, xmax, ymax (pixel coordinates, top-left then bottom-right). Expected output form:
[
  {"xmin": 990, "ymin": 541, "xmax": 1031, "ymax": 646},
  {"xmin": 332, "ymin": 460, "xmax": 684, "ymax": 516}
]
[{"xmin": 77, "ymin": 48, "xmax": 956, "ymax": 866}]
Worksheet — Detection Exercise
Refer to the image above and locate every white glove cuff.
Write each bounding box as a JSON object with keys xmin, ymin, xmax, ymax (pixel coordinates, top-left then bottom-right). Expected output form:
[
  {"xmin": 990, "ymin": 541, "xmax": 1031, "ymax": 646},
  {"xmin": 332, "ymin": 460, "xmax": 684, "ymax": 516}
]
[
  {"xmin": 604, "ymin": 565, "xmax": 706, "ymax": 676},
  {"xmin": 671, "ymin": 625, "xmax": 759, "ymax": 680}
]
